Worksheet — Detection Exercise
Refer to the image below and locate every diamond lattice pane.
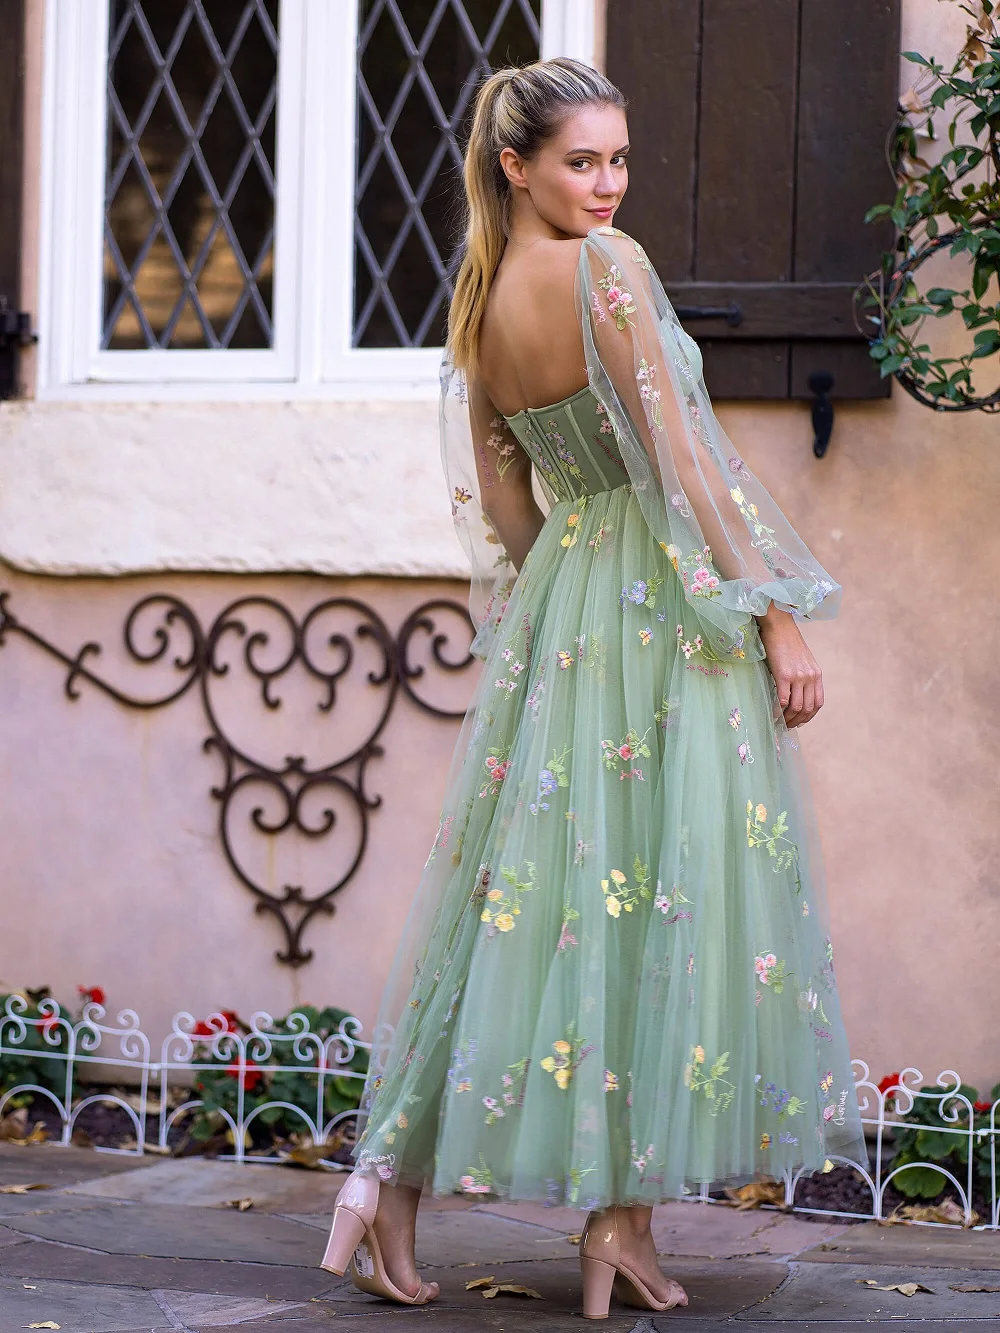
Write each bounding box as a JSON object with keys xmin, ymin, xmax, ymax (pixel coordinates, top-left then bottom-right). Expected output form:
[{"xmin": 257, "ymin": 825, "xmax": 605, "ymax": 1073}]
[
  {"xmin": 104, "ymin": 0, "xmax": 279, "ymax": 350},
  {"xmin": 354, "ymin": 0, "xmax": 541, "ymax": 349}
]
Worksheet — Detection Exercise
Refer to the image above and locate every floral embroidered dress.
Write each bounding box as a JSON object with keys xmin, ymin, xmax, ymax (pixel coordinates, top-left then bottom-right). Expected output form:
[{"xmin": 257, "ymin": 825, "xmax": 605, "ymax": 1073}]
[{"xmin": 353, "ymin": 226, "xmax": 865, "ymax": 1208}]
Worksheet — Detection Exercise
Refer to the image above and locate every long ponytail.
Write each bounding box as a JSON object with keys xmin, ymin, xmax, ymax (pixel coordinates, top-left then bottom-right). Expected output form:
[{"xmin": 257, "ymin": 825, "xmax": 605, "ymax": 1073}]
[{"xmin": 447, "ymin": 57, "xmax": 626, "ymax": 374}]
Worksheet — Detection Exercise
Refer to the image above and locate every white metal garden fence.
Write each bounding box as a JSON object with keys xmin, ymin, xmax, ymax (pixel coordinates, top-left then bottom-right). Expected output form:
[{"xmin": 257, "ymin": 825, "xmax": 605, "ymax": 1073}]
[{"xmin": 0, "ymin": 997, "xmax": 996, "ymax": 1231}]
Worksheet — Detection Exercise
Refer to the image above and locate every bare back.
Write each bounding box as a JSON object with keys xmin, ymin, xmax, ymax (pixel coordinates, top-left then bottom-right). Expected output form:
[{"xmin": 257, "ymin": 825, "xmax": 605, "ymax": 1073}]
[{"xmin": 477, "ymin": 236, "xmax": 588, "ymax": 416}]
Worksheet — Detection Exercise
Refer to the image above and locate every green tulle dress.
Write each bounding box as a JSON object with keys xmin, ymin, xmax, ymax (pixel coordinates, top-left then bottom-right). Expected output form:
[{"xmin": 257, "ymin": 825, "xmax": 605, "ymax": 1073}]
[{"xmin": 353, "ymin": 227, "xmax": 865, "ymax": 1208}]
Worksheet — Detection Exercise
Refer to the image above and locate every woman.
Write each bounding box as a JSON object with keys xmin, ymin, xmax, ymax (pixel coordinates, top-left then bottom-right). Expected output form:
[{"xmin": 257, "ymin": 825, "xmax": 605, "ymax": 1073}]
[{"xmin": 320, "ymin": 57, "xmax": 865, "ymax": 1319}]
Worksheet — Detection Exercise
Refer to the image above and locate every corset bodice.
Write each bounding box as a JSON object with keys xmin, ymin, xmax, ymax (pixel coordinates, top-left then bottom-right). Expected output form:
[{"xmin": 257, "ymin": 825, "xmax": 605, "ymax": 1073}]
[{"xmin": 501, "ymin": 386, "xmax": 629, "ymax": 502}]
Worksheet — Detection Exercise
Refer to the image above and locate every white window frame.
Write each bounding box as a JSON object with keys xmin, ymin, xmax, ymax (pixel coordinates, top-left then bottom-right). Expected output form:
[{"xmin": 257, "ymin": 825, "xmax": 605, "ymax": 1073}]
[{"xmin": 36, "ymin": 0, "xmax": 599, "ymax": 403}]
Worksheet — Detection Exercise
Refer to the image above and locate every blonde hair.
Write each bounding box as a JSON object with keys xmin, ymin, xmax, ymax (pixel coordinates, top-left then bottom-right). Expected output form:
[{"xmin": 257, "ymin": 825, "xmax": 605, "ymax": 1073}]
[{"xmin": 447, "ymin": 57, "xmax": 627, "ymax": 373}]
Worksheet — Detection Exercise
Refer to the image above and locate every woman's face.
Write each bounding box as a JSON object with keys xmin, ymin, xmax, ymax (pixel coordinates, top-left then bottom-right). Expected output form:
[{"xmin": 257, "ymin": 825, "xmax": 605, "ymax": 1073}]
[{"xmin": 501, "ymin": 102, "xmax": 629, "ymax": 238}]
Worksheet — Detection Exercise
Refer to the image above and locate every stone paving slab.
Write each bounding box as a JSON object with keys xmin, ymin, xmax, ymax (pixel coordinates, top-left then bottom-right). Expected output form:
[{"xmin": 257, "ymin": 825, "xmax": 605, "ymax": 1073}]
[
  {"xmin": 798, "ymin": 1218, "xmax": 1000, "ymax": 1270},
  {"xmin": 0, "ymin": 1272, "xmax": 170, "ymax": 1333},
  {"xmin": 414, "ymin": 1208, "xmax": 569, "ymax": 1267},
  {"xmin": 316, "ymin": 1256, "xmax": 786, "ymax": 1321},
  {"xmin": 155, "ymin": 1287, "xmax": 306, "ymax": 1327},
  {"xmin": 0, "ymin": 1189, "xmax": 134, "ymax": 1218},
  {"xmin": 2, "ymin": 1199, "xmax": 325, "ymax": 1266},
  {"xmin": 649, "ymin": 1203, "xmax": 850, "ymax": 1259},
  {"xmin": 735, "ymin": 1260, "xmax": 1000, "ymax": 1321},
  {"xmin": 66, "ymin": 1155, "xmax": 348, "ymax": 1213},
  {"xmin": 0, "ymin": 1141, "xmax": 159, "ymax": 1186},
  {"xmin": 0, "ymin": 1238, "xmax": 343, "ymax": 1301}
]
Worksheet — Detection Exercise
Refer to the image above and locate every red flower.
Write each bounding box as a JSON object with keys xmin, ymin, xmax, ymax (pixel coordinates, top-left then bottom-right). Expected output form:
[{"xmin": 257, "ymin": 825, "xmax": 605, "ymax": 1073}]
[
  {"xmin": 77, "ymin": 986, "xmax": 106, "ymax": 1006},
  {"xmin": 192, "ymin": 1010, "xmax": 241, "ymax": 1037},
  {"xmin": 878, "ymin": 1072, "xmax": 902, "ymax": 1109},
  {"xmin": 40, "ymin": 1013, "xmax": 61, "ymax": 1035},
  {"xmin": 225, "ymin": 1062, "xmax": 263, "ymax": 1092},
  {"xmin": 974, "ymin": 1100, "xmax": 992, "ymax": 1115}
]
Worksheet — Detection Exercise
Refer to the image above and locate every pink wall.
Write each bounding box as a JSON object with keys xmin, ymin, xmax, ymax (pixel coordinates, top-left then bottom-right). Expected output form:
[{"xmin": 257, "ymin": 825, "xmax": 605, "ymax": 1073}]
[{"xmin": 0, "ymin": 569, "xmax": 475, "ymax": 1045}]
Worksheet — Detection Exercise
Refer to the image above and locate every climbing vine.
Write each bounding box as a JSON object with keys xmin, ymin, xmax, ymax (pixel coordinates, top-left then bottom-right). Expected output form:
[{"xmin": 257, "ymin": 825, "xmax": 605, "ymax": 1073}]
[{"xmin": 860, "ymin": 0, "xmax": 1000, "ymax": 412}]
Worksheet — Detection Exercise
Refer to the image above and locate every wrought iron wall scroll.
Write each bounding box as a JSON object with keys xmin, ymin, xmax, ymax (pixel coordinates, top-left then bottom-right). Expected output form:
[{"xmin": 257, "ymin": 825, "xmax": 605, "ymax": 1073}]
[{"xmin": 0, "ymin": 590, "xmax": 476, "ymax": 966}]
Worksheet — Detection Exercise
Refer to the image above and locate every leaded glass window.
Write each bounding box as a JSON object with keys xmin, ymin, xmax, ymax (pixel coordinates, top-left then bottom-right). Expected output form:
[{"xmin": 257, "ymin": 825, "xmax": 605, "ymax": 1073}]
[
  {"xmin": 354, "ymin": 0, "xmax": 541, "ymax": 349},
  {"xmin": 104, "ymin": 0, "xmax": 279, "ymax": 350}
]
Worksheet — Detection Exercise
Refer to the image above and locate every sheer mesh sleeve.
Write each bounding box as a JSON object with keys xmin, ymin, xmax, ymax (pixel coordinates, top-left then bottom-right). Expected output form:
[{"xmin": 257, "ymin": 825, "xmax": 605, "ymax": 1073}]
[
  {"xmin": 439, "ymin": 352, "xmax": 518, "ymax": 660},
  {"xmin": 577, "ymin": 227, "xmax": 840, "ymax": 640}
]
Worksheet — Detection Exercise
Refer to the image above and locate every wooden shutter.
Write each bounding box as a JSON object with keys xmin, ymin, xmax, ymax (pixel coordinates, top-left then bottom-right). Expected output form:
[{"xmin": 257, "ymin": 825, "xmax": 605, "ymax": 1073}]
[
  {"xmin": 606, "ymin": 0, "xmax": 901, "ymax": 400},
  {"xmin": 0, "ymin": 0, "xmax": 25, "ymax": 399}
]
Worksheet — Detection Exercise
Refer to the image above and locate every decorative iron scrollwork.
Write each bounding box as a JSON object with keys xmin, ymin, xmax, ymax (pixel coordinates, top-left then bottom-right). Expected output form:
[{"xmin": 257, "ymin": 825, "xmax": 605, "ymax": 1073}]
[{"xmin": 0, "ymin": 589, "xmax": 476, "ymax": 966}]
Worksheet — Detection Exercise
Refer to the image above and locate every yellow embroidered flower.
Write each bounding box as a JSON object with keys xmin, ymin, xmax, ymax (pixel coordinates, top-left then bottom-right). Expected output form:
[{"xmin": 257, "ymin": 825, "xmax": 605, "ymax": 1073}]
[
  {"xmin": 486, "ymin": 888, "xmax": 503, "ymax": 901},
  {"xmin": 600, "ymin": 878, "xmax": 610, "ymax": 893},
  {"xmin": 693, "ymin": 1045, "xmax": 706, "ymax": 1065},
  {"xmin": 567, "ymin": 513, "xmax": 580, "ymax": 526},
  {"xmin": 554, "ymin": 1067, "xmax": 571, "ymax": 1090},
  {"xmin": 604, "ymin": 1069, "xmax": 619, "ymax": 1092},
  {"xmin": 760, "ymin": 1133, "xmax": 771, "ymax": 1150},
  {"xmin": 495, "ymin": 913, "xmax": 515, "ymax": 932},
  {"xmin": 553, "ymin": 1040, "xmax": 572, "ymax": 1055},
  {"xmin": 746, "ymin": 799, "xmax": 753, "ymax": 816},
  {"xmin": 755, "ymin": 803, "xmax": 767, "ymax": 822},
  {"xmin": 606, "ymin": 897, "xmax": 622, "ymax": 918},
  {"xmin": 481, "ymin": 908, "xmax": 492, "ymax": 923},
  {"xmin": 385, "ymin": 1131, "xmax": 396, "ymax": 1144},
  {"xmin": 609, "ymin": 868, "xmax": 627, "ymax": 886},
  {"xmin": 396, "ymin": 1113, "xmax": 408, "ymax": 1129},
  {"xmin": 731, "ymin": 486, "xmax": 746, "ymax": 506}
]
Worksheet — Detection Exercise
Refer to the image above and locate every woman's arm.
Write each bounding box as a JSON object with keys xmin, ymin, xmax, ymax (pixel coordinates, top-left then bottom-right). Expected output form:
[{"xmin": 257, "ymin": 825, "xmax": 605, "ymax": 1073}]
[
  {"xmin": 468, "ymin": 373, "xmax": 545, "ymax": 573},
  {"xmin": 578, "ymin": 231, "xmax": 828, "ymax": 727}
]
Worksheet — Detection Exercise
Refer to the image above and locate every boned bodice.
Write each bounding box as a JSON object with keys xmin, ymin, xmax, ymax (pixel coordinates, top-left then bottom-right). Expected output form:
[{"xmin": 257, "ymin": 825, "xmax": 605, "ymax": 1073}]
[{"xmin": 501, "ymin": 386, "xmax": 629, "ymax": 502}]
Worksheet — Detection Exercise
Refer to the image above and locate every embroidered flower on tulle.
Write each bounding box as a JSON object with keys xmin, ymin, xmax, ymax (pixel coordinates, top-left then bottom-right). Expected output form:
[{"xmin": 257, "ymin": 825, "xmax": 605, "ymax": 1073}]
[
  {"xmin": 601, "ymin": 856, "xmax": 652, "ymax": 916},
  {"xmin": 540, "ymin": 1028, "xmax": 594, "ymax": 1091}
]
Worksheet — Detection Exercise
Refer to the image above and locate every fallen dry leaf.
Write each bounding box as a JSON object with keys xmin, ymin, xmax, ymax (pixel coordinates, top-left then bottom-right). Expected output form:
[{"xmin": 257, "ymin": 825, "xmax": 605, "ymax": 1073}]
[
  {"xmin": 492, "ymin": 1283, "xmax": 543, "ymax": 1299},
  {"xmin": 465, "ymin": 1276, "xmax": 497, "ymax": 1290},
  {"xmin": 280, "ymin": 1142, "xmax": 340, "ymax": 1170},
  {"xmin": 0, "ymin": 1108, "xmax": 30, "ymax": 1140},
  {"xmin": 567, "ymin": 1233, "xmax": 582, "ymax": 1244},
  {"xmin": 723, "ymin": 1181, "xmax": 787, "ymax": 1211},
  {"xmin": 70, "ymin": 1128, "xmax": 93, "ymax": 1149},
  {"xmin": 860, "ymin": 1279, "xmax": 933, "ymax": 1296},
  {"xmin": 28, "ymin": 1323, "xmax": 61, "ymax": 1330},
  {"xmin": 226, "ymin": 1197, "xmax": 254, "ymax": 1212},
  {"xmin": 950, "ymin": 1283, "xmax": 1000, "ymax": 1293},
  {"xmin": 482, "ymin": 1286, "xmax": 501, "ymax": 1299},
  {"xmin": 0, "ymin": 1183, "xmax": 50, "ymax": 1195},
  {"xmin": 894, "ymin": 1199, "xmax": 979, "ymax": 1228}
]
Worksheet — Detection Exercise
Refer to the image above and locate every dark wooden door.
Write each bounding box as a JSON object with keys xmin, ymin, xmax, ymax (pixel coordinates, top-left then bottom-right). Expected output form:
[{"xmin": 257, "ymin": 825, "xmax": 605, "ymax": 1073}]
[{"xmin": 606, "ymin": 0, "xmax": 901, "ymax": 399}]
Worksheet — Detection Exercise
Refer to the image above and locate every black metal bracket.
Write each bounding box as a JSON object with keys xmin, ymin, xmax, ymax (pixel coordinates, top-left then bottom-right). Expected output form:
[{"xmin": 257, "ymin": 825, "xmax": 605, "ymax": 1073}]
[
  {"xmin": 0, "ymin": 298, "xmax": 37, "ymax": 400},
  {"xmin": 673, "ymin": 302, "xmax": 744, "ymax": 328},
  {"xmin": 808, "ymin": 371, "xmax": 835, "ymax": 459}
]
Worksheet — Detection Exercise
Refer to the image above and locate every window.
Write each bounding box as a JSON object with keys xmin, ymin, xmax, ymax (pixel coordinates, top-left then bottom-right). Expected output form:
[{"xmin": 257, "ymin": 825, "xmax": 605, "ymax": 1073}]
[{"xmin": 37, "ymin": 0, "xmax": 598, "ymax": 400}]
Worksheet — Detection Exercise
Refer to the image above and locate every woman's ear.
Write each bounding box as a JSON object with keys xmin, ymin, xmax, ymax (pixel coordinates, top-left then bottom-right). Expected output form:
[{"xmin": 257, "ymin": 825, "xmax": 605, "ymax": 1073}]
[{"xmin": 499, "ymin": 146, "xmax": 528, "ymax": 190}]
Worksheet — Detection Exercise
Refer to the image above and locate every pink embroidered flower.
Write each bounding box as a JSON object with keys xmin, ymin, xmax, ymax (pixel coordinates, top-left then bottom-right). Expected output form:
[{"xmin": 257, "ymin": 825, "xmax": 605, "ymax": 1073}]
[{"xmin": 618, "ymin": 743, "xmax": 632, "ymax": 760}]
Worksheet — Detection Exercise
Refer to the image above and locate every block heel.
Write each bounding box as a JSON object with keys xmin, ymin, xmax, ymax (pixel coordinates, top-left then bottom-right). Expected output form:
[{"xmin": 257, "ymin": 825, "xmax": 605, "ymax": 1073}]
[
  {"xmin": 580, "ymin": 1255, "xmax": 617, "ymax": 1320},
  {"xmin": 320, "ymin": 1205, "xmax": 367, "ymax": 1276}
]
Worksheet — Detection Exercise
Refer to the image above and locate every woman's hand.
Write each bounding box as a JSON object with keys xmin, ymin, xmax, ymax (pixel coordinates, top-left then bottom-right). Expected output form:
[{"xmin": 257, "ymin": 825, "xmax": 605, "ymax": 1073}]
[{"xmin": 756, "ymin": 606, "xmax": 824, "ymax": 728}]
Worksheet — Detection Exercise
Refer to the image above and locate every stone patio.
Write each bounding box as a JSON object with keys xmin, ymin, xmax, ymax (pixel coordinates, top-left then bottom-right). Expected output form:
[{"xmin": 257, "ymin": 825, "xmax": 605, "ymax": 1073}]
[{"xmin": 2, "ymin": 1142, "xmax": 999, "ymax": 1331}]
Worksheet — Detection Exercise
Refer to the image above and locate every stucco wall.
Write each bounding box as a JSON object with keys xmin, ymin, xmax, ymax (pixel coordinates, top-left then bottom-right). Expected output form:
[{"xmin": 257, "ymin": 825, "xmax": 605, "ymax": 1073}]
[{"xmin": 1, "ymin": 0, "xmax": 998, "ymax": 1091}]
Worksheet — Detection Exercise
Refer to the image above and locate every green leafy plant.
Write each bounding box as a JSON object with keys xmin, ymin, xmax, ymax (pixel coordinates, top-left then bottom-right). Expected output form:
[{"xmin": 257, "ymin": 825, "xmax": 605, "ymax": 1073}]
[
  {"xmin": 881, "ymin": 1074, "xmax": 1000, "ymax": 1201},
  {"xmin": 861, "ymin": 0, "xmax": 1000, "ymax": 411},
  {"xmin": 0, "ymin": 988, "xmax": 100, "ymax": 1106},
  {"xmin": 188, "ymin": 1004, "xmax": 368, "ymax": 1148}
]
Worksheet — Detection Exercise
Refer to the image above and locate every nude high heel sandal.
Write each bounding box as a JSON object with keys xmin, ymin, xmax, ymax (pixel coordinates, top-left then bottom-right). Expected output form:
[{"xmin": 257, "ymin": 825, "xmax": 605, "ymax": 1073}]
[
  {"xmin": 320, "ymin": 1169, "xmax": 439, "ymax": 1306},
  {"xmin": 579, "ymin": 1206, "xmax": 688, "ymax": 1320}
]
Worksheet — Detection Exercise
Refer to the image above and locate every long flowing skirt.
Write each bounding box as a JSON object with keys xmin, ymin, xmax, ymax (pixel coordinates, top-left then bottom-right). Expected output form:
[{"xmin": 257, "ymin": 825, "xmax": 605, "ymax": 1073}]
[{"xmin": 354, "ymin": 485, "xmax": 865, "ymax": 1208}]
